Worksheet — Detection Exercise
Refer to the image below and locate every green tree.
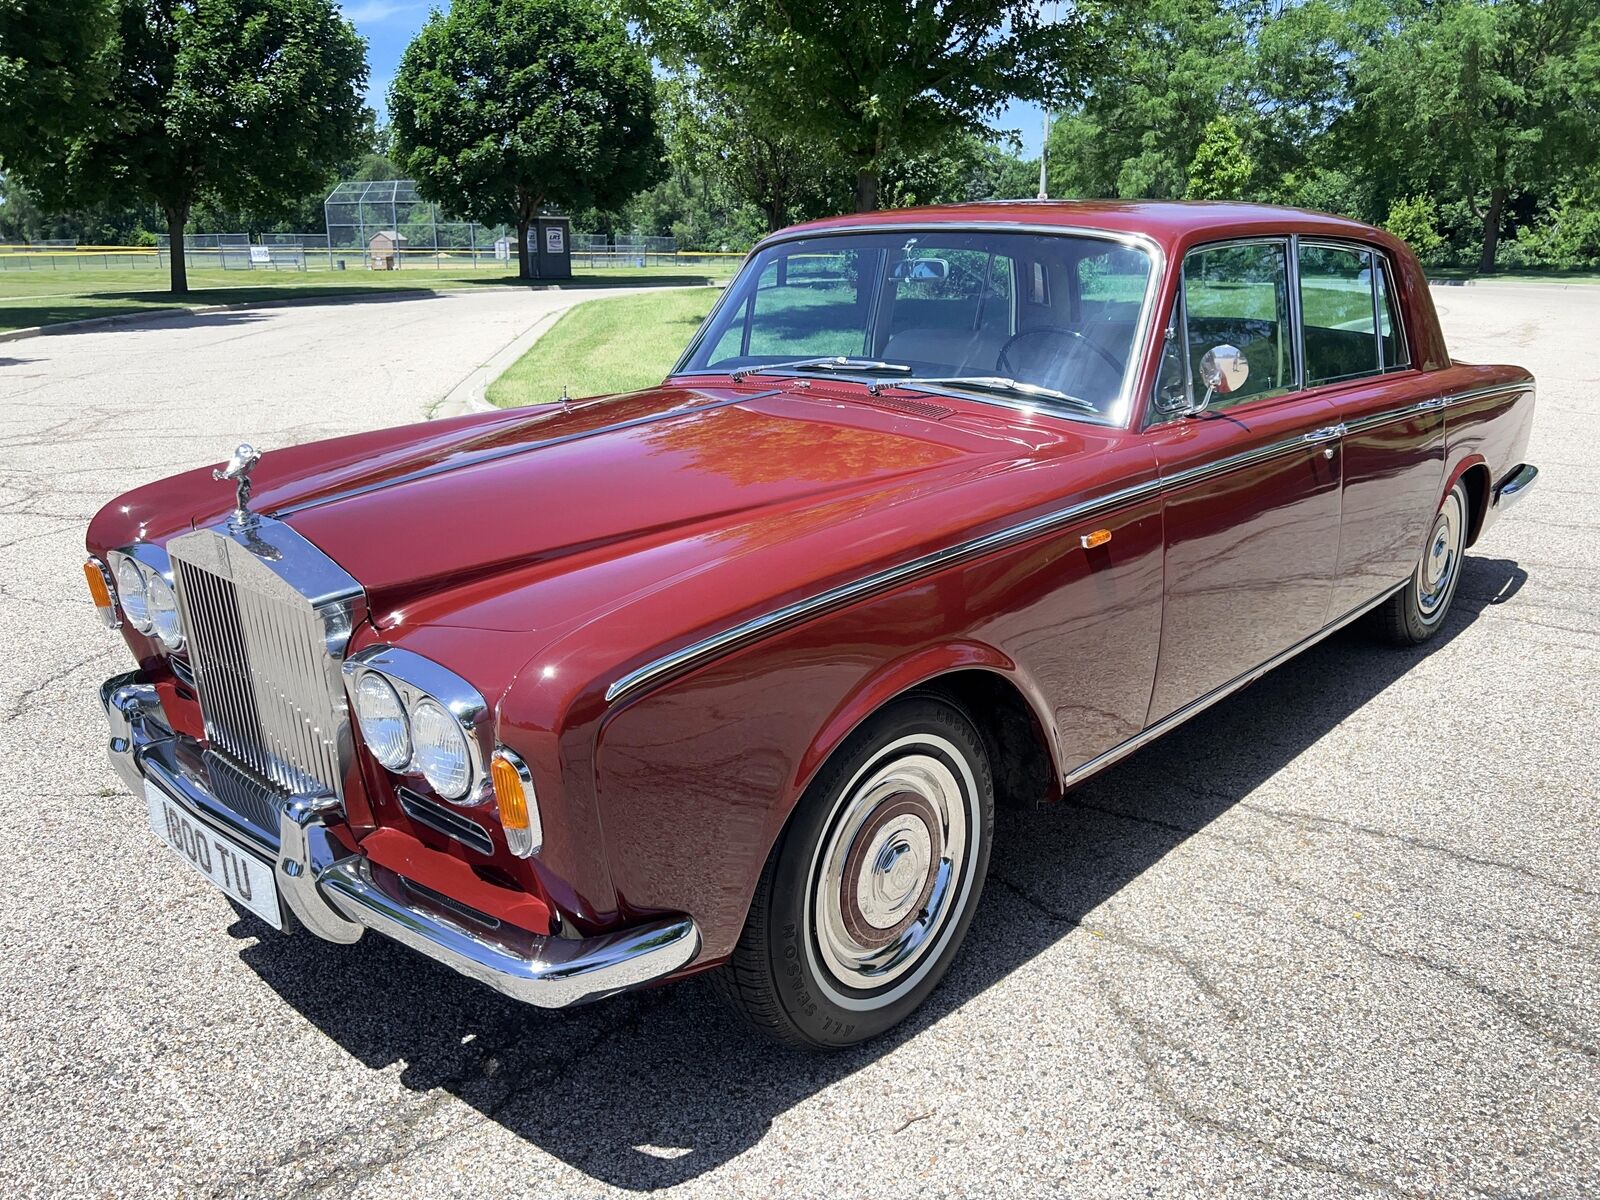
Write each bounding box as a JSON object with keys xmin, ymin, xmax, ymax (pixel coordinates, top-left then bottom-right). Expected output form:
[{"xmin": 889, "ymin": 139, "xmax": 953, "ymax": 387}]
[
  {"xmin": 1383, "ymin": 194, "xmax": 1445, "ymax": 261},
  {"xmin": 1186, "ymin": 115, "xmax": 1254, "ymax": 199},
  {"xmin": 1349, "ymin": 0, "xmax": 1600, "ymax": 272},
  {"xmin": 389, "ymin": 0, "xmax": 663, "ymax": 280},
  {"xmin": 0, "ymin": 0, "xmax": 116, "ymax": 174},
  {"xmin": 21, "ymin": 0, "xmax": 367, "ymax": 291},
  {"xmin": 633, "ymin": 0, "xmax": 1094, "ymax": 212}
]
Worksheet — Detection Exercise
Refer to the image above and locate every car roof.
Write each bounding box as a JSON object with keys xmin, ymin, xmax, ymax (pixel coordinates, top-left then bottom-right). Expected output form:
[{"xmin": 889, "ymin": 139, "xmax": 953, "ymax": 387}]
[{"xmin": 772, "ymin": 199, "xmax": 1394, "ymax": 256}]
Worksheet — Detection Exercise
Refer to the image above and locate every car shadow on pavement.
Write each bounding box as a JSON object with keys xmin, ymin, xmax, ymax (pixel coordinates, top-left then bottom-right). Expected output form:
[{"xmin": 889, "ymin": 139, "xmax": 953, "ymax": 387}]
[{"xmin": 235, "ymin": 555, "xmax": 1525, "ymax": 1190}]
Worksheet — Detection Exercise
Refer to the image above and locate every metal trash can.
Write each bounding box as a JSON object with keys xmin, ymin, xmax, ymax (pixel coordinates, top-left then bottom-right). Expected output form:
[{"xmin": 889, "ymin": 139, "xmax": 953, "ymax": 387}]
[{"xmin": 527, "ymin": 216, "xmax": 573, "ymax": 279}]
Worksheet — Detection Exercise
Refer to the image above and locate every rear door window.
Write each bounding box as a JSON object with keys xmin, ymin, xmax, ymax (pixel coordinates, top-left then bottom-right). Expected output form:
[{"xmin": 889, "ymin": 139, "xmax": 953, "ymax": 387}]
[{"xmin": 1299, "ymin": 244, "xmax": 1380, "ymax": 385}]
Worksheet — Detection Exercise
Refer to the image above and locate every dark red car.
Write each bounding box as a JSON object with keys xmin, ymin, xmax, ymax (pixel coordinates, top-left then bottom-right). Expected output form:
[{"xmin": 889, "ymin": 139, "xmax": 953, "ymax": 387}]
[{"xmin": 88, "ymin": 202, "xmax": 1538, "ymax": 1048}]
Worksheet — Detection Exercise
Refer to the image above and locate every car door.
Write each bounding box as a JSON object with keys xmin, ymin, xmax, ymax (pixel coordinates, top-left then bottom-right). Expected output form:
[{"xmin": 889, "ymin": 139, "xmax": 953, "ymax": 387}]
[
  {"xmin": 1144, "ymin": 238, "xmax": 1344, "ymax": 724},
  {"xmin": 1296, "ymin": 241, "xmax": 1445, "ymax": 617}
]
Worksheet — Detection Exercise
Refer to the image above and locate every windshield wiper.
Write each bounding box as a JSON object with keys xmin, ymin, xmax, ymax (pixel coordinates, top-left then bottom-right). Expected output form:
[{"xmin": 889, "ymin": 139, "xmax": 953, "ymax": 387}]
[
  {"xmin": 868, "ymin": 375, "xmax": 1099, "ymax": 413},
  {"xmin": 730, "ymin": 356, "xmax": 912, "ymax": 382}
]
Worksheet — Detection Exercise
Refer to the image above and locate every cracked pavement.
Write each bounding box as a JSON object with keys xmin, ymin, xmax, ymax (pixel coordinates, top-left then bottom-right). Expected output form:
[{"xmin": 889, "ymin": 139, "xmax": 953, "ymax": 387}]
[{"xmin": 1, "ymin": 284, "xmax": 1595, "ymax": 1197}]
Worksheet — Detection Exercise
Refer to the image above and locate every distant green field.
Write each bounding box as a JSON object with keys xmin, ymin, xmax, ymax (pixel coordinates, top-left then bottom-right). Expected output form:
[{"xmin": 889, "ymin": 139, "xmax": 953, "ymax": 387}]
[
  {"xmin": 0, "ymin": 262, "xmax": 736, "ymax": 334},
  {"xmin": 486, "ymin": 288, "xmax": 721, "ymax": 406}
]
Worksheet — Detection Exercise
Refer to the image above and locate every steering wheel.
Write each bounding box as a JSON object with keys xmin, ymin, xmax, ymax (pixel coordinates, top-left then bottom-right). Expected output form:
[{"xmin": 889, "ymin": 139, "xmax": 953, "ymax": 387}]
[{"xmin": 997, "ymin": 327, "xmax": 1125, "ymax": 377}]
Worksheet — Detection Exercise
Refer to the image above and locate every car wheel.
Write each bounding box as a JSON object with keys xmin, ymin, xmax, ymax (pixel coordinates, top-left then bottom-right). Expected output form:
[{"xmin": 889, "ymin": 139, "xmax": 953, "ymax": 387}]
[
  {"xmin": 712, "ymin": 695, "xmax": 994, "ymax": 1049},
  {"xmin": 1374, "ymin": 480, "xmax": 1469, "ymax": 645}
]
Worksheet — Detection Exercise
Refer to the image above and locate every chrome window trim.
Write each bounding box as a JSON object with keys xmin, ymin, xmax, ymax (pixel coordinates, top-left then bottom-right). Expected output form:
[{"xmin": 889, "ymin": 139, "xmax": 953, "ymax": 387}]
[
  {"xmin": 668, "ymin": 221, "xmax": 1167, "ymax": 429},
  {"xmin": 1145, "ymin": 235, "xmax": 1297, "ymax": 427}
]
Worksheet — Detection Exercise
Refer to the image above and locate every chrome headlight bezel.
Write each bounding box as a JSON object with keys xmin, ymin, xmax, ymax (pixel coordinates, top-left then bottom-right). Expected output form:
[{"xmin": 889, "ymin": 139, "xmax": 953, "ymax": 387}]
[
  {"xmin": 107, "ymin": 546, "xmax": 184, "ymax": 651},
  {"xmin": 342, "ymin": 646, "xmax": 491, "ymax": 807}
]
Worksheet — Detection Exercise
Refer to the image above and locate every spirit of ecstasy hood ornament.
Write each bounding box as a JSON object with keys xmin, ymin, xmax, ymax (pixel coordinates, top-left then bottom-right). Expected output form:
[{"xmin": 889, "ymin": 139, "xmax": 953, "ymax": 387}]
[{"xmin": 214, "ymin": 443, "xmax": 261, "ymax": 524}]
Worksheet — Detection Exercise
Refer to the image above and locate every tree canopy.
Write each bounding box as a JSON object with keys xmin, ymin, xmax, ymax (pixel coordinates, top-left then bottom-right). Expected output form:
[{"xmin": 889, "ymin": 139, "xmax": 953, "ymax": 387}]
[
  {"xmin": 0, "ymin": 0, "xmax": 115, "ymax": 174},
  {"xmin": 14, "ymin": 0, "xmax": 368, "ymax": 291},
  {"xmin": 632, "ymin": 0, "xmax": 1092, "ymax": 211},
  {"xmin": 389, "ymin": 0, "xmax": 663, "ymax": 279}
]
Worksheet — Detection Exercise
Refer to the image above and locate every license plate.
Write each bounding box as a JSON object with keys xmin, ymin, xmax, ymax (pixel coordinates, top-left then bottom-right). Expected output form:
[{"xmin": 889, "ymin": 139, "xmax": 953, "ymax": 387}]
[{"xmin": 144, "ymin": 780, "xmax": 282, "ymax": 929}]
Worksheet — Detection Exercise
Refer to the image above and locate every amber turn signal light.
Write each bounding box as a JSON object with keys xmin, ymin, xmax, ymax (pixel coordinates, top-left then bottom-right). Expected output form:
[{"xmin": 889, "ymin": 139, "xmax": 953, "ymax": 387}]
[
  {"xmin": 84, "ymin": 557, "xmax": 120, "ymax": 629},
  {"xmin": 1080, "ymin": 528, "xmax": 1113, "ymax": 550},
  {"xmin": 490, "ymin": 748, "xmax": 542, "ymax": 859}
]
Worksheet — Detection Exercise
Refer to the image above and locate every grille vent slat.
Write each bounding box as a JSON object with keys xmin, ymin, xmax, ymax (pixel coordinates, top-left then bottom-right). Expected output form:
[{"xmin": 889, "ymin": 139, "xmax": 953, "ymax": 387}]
[{"xmin": 172, "ymin": 539, "xmax": 349, "ymax": 800}]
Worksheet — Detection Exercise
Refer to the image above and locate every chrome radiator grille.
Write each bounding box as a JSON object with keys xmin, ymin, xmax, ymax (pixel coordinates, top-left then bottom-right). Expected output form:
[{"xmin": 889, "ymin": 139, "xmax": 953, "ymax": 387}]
[{"xmin": 168, "ymin": 518, "xmax": 362, "ymax": 800}]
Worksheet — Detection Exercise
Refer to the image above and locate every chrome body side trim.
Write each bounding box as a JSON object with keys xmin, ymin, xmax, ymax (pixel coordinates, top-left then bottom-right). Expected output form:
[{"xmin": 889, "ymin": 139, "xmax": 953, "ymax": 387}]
[
  {"xmin": 1062, "ymin": 581, "xmax": 1408, "ymax": 788},
  {"xmin": 272, "ymin": 391, "xmax": 777, "ymax": 519},
  {"xmin": 669, "ymin": 221, "xmax": 1166, "ymax": 429},
  {"xmin": 605, "ymin": 423, "xmax": 1354, "ymax": 704},
  {"xmin": 1493, "ymin": 463, "xmax": 1538, "ymax": 510},
  {"xmin": 605, "ymin": 472, "xmax": 1163, "ymax": 703},
  {"xmin": 102, "ymin": 672, "xmax": 700, "ymax": 1007}
]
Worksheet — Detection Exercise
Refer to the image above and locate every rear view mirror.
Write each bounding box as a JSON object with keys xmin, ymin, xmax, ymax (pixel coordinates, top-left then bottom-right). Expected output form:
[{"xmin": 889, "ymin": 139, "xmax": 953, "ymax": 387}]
[{"xmin": 892, "ymin": 258, "xmax": 949, "ymax": 282}]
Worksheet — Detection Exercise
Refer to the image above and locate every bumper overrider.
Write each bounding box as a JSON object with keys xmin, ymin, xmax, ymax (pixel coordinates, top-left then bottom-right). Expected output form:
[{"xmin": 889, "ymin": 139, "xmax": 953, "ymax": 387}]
[{"xmin": 103, "ymin": 672, "xmax": 699, "ymax": 1008}]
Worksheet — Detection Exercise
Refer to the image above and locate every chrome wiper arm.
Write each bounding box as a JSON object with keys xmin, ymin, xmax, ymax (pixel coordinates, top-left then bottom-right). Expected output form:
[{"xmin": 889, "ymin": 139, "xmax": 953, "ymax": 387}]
[
  {"xmin": 868, "ymin": 375, "xmax": 1098, "ymax": 413},
  {"xmin": 730, "ymin": 356, "xmax": 912, "ymax": 382}
]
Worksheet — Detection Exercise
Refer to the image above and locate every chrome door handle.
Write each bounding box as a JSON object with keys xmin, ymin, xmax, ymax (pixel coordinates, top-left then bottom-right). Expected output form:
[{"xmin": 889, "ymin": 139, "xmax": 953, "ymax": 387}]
[
  {"xmin": 1304, "ymin": 424, "xmax": 1344, "ymax": 443},
  {"xmin": 1417, "ymin": 397, "xmax": 1447, "ymax": 411}
]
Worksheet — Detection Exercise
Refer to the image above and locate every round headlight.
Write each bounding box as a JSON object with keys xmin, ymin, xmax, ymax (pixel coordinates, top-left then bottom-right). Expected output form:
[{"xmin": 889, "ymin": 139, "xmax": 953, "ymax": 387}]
[
  {"xmin": 410, "ymin": 697, "xmax": 472, "ymax": 801},
  {"xmin": 147, "ymin": 571, "xmax": 184, "ymax": 650},
  {"xmin": 113, "ymin": 556, "xmax": 151, "ymax": 632},
  {"xmin": 355, "ymin": 673, "xmax": 411, "ymax": 770}
]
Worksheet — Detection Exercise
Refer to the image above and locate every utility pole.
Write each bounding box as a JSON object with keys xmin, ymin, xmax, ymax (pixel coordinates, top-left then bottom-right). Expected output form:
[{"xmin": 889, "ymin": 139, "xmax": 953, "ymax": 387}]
[
  {"xmin": 1037, "ymin": 0, "xmax": 1056, "ymax": 200},
  {"xmin": 1038, "ymin": 106, "xmax": 1051, "ymax": 200}
]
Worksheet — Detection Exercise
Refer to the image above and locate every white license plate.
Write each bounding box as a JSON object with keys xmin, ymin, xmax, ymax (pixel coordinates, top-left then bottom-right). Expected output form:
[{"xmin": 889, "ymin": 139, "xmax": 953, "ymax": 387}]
[{"xmin": 144, "ymin": 780, "xmax": 282, "ymax": 929}]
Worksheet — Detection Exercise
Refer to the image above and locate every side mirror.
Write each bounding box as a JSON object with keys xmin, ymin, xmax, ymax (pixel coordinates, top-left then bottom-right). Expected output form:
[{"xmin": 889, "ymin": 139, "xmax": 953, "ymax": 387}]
[
  {"xmin": 891, "ymin": 257, "xmax": 949, "ymax": 282},
  {"xmin": 1197, "ymin": 343, "xmax": 1248, "ymax": 410}
]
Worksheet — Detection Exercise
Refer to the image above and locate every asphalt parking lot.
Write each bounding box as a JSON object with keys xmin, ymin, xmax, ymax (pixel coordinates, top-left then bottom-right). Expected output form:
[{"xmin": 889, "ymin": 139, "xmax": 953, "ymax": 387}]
[{"xmin": 1, "ymin": 282, "xmax": 1594, "ymax": 1198}]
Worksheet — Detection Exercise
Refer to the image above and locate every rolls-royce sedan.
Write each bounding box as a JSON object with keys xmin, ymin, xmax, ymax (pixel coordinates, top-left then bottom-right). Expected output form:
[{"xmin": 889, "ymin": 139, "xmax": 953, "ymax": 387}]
[{"xmin": 86, "ymin": 201, "xmax": 1538, "ymax": 1047}]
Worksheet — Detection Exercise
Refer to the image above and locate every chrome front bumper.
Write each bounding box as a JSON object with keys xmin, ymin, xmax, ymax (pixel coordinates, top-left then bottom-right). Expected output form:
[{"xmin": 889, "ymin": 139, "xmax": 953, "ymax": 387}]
[{"xmin": 103, "ymin": 672, "xmax": 699, "ymax": 1008}]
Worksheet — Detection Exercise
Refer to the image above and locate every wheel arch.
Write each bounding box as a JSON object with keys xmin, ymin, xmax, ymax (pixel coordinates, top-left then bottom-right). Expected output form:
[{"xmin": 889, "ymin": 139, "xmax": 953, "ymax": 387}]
[
  {"xmin": 1452, "ymin": 459, "xmax": 1492, "ymax": 547},
  {"xmin": 791, "ymin": 644, "xmax": 1061, "ymax": 816}
]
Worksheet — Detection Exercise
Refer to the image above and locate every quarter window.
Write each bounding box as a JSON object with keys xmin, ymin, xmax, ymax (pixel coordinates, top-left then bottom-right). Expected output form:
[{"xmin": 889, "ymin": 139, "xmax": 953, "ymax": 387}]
[{"xmin": 1375, "ymin": 260, "xmax": 1408, "ymax": 369}]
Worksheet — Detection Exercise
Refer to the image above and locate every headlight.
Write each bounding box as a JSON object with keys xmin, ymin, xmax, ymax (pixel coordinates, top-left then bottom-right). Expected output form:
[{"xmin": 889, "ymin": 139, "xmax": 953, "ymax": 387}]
[
  {"xmin": 146, "ymin": 571, "xmax": 184, "ymax": 650},
  {"xmin": 410, "ymin": 697, "xmax": 472, "ymax": 800},
  {"xmin": 111, "ymin": 555, "xmax": 151, "ymax": 633},
  {"xmin": 354, "ymin": 672, "xmax": 411, "ymax": 769}
]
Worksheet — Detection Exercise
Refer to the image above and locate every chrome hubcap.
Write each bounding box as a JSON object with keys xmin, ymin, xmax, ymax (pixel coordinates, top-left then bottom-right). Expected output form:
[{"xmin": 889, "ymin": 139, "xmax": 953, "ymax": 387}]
[
  {"xmin": 811, "ymin": 743, "xmax": 971, "ymax": 996},
  {"xmin": 1417, "ymin": 491, "xmax": 1464, "ymax": 621}
]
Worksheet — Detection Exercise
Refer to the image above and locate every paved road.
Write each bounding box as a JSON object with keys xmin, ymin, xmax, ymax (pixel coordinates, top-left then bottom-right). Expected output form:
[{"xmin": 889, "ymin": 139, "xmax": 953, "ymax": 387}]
[{"xmin": 1, "ymin": 285, "xmax": 1594, "ymax": 1198}]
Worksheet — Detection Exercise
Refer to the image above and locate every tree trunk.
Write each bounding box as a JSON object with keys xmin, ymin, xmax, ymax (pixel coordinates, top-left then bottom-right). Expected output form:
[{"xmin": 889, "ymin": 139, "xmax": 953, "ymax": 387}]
[
  {"xmin": 165, "ymin": 205, "xmax": 189, "ymax": 294},
  {"xmin": 855, "ymin": 167, "xmax": 879, "ymax": 212},
  {"xmin": 1478, "ymin": 185, "xmax": 1507, "ymax": 274}
]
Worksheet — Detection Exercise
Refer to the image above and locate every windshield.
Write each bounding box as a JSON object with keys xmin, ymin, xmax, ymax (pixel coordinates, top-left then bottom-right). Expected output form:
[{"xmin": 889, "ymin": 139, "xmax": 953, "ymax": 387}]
[{"xmin": 675, "ymin": 229, "xmax": 1155, "ymax": 422}]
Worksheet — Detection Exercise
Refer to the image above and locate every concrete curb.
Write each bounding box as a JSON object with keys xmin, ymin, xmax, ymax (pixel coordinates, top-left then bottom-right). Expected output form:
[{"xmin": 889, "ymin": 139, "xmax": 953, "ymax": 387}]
[
  {"xmin": 429, "ymin": 307, "xmax": 567, "ymax": 420},
  {"xmin": 428, "ymin": 283, "xmax": 726, "ymax": 421}
]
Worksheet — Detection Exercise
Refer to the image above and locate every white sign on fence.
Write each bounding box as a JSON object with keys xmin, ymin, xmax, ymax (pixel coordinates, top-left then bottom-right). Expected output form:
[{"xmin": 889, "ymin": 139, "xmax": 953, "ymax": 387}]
[{"xmin": 248, "ymin": 245, "xmax": 271, "ymax": 265}]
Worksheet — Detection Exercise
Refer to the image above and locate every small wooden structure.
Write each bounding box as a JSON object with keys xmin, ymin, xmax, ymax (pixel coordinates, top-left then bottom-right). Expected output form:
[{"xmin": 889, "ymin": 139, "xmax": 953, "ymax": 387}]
[{"xmin": 366, "ymin": 230, "xmax": 407, "ymax": 270}]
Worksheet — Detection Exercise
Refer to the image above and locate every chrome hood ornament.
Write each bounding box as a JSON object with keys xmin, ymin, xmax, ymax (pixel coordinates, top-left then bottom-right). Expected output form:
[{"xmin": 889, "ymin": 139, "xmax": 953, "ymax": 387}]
[{"xmin": 214, "ymin": 442, "xmax": 262, "ymax": 524}]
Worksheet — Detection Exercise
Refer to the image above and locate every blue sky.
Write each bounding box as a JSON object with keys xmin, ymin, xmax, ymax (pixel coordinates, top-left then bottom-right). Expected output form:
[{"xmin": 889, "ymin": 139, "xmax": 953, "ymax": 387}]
[{"xmin": 343, "ymin": 2, "xmax": 1048, "ymax": 159}]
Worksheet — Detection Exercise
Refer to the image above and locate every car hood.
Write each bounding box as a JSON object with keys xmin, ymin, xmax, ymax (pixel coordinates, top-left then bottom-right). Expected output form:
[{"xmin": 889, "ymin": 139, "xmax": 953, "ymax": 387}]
[{"xmin": 273, "ymin": 380, "xmax": 1070, "ymax": 631}]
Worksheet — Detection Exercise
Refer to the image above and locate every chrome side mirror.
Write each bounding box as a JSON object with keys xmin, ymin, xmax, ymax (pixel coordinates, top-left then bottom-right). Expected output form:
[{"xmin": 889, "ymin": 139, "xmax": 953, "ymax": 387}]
[{"xmin": 1197, "ymin": 344, "xmax": 1248, "ymax": 410}]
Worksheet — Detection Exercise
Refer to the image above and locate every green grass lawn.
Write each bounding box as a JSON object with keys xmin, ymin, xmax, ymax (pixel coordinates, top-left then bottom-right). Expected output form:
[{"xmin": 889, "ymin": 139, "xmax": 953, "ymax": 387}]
[
  {"xmin": 486, "ymin": 288, "xmax": 721, "ymax": 406},
  {"xmin": 0, "ymin": 262, "xmax": 736, "ymax": 334}
]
